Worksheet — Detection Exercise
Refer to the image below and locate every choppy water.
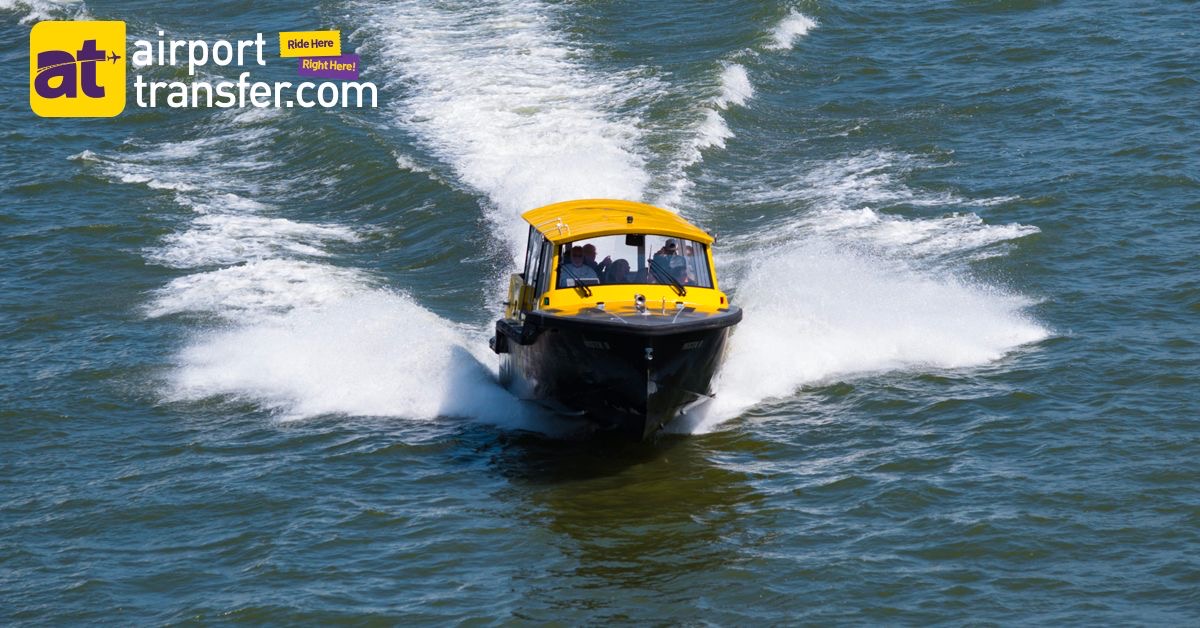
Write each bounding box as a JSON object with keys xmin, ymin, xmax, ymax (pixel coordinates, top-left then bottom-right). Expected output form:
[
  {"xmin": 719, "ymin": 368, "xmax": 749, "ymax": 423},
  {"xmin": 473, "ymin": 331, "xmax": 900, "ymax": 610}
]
[{"xmin": 3, "ymin": 0, "xmax": 1198, "ymax": 623}]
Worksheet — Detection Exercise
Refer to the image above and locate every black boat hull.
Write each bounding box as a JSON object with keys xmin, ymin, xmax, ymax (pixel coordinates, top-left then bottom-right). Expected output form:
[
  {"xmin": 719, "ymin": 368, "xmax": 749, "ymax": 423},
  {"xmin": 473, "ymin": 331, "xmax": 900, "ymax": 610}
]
[{"xmin": 494, "ymin": 309, "xmax": 740, "ymax": 439}]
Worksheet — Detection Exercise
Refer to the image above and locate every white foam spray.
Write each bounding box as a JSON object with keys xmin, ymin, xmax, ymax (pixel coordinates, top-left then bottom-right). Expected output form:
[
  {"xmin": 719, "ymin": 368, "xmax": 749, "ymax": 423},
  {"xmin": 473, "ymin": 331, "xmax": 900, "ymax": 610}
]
[
  {"xmin": 86, "ymin": 114, "xmax": 360, "ymax": 321},
  {"xmin": 85, "ymin": 6, "xmax": 1044, "ymax": 438},
  {"xmin": 169, "ymin": 291, "xmax": 558, "ymax": 430},
  {"xmin": 716, "ymin": 63, "xmax": 755, "ymax": 109},
  {"xmin": 765, "ymin": 9, "xmax": 818, "ymax": 51},
  {"xmin": 728, "ymin": 150, "xmax": 1036, "ymax": 260},
  {"xmin": 658, "ymin": 11, "xmax": 818, "ymax": 207},
  {"xmin": 658, "ymin": 62, "xmax": 759, "ymax": 207},
  {"xmin": 697, "ymin": 63, "xmax": 755, "ymax": 153},
  {"xmin": 800, "ymin": 208, "xmax": 1037, "ymax": 259},
  {"xmin": 673, "ymin": 241, "xmax": 1048, "ymax": 433},
  {"xmin": 359, "ymin": 0, "xmax": 651, "ymax": 251},
  {"xmin": 72, "ymin": 103, "xmax": 547, "ymax": 430},
  {"xmin": 669, "ymin": 147, "xmax": 1046, "ymax": 432},
  {"xmin": 146, "ymin": 259, "xmax": 368, "ymax": 321},
  {"xmin": 147, "ymin": 215, "xmax": 359, "ymax": 269}
]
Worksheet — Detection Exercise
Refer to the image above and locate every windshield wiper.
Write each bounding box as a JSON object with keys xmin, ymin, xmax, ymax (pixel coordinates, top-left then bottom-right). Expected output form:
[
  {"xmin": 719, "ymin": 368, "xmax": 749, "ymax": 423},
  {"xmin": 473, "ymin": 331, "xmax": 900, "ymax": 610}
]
[
  {"xmin": 647, "ymin": 258, "xmax": 687, "ymax": 297},
  {"xmin": 558, "ymin": 264, "xmax": 593, "ymax": 297}
]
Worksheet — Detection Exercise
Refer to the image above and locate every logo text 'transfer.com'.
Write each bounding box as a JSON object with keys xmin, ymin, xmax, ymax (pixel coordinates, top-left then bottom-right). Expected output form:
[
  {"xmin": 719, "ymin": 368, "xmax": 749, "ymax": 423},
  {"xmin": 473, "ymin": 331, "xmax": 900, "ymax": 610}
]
[{"xmin": 30, "ymin": 20, "xmax": 127, "ymax": 117}]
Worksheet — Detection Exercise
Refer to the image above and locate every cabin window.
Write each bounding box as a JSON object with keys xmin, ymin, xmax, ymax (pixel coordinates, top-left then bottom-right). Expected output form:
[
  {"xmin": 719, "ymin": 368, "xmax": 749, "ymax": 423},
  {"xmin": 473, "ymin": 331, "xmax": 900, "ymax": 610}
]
[
  {"xmin": 522, "ymin": 228, "xmax": 557, "ymax": 303},
  {"xmin": 523, "ymin": 226, "xmax": 542, "ymax": 284},
  {"xmin": 535, "ymin": 239, "xmax": 554, "ymax": 296},
  {"xmin": 555, "ymin": 234, "xmax": 714, "ymax": 289}
]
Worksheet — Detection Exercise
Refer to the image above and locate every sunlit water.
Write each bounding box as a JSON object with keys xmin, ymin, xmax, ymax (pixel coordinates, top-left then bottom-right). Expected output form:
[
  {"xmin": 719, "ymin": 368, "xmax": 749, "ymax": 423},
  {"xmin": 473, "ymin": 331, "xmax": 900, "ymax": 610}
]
[{"xmin": 2, "ymin": 0, "xmax": 1197, "ymax": 622}]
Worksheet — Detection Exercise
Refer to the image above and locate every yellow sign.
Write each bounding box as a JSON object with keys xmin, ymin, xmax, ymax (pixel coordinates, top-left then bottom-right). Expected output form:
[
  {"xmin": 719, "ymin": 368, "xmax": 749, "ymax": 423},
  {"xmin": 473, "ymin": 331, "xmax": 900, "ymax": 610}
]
[
  {"xmin": 279, "ymin": 31, "xmax": 341, "ymax": 57},
  {"xmin": 30, "ymin": 20, "xmax": 126, "ymax": 118}
]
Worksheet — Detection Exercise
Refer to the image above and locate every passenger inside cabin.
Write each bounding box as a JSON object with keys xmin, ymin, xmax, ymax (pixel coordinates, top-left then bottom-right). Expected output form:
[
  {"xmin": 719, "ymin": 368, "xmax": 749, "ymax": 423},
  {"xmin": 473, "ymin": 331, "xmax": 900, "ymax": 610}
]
[
  {"xmin": 652, "ymin": 239, "xmax": 688, "ymax": 284},
  {"xmin": 558, "ymin": 245, "xmax": 599, "ymax": 287},
  {"xmin": 654, "ymin": 239, "xmax": 678, "ymax": 258},
  {"xmin": 606, "ymin": 258, "xmax": 631, "ymax": 283},
  {"xmin": 582, "ymin": 243, "xmax": 611, "ymax": 277}
]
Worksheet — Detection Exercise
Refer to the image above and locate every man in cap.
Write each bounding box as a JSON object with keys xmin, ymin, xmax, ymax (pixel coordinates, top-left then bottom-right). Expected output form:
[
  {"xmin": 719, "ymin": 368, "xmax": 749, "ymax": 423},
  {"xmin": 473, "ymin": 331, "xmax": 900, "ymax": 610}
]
[{"xmin": 651, "ymin": 238, "xmax": 688, "ymax": 283}]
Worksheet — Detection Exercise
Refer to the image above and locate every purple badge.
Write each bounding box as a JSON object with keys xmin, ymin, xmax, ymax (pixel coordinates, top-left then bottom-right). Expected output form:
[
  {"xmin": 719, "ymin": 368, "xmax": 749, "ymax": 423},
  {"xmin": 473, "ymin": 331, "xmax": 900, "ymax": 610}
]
[{"xmin": 297, "ymin": 54, "xmax": 359, "ymax": 80}]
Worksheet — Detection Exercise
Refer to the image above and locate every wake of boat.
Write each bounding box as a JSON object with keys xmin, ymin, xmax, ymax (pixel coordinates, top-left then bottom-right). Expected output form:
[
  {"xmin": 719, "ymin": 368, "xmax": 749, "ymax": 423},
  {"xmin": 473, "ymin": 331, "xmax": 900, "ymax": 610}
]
[
  {"xmin": 766, "ymin": 9, "xmax": 818, "ymax": 51},
  {"xmin": 358, "ymin": 0, "xmax": 651, "ymax": 254},
  {"xmin": 83, "ymin": 1, "xmax": 1047, "ymax": 438},
  {"xmin": 78, "ymin": 104, "xmax": 558, "ymax": 433},
  {"xmin": 171, "ymin": 291, "xmax": 560, "ymax": 427},
  {"xmin": 672, "ymin": 241, "xmax": 1048, "ymax": 433},
  {"xmin": 657, "ymin": 9, "xmax": 818, "ymax": 207},
  {"xmin": 726, "ymin": 150, "xmax": 1036, "ymax": 260}
]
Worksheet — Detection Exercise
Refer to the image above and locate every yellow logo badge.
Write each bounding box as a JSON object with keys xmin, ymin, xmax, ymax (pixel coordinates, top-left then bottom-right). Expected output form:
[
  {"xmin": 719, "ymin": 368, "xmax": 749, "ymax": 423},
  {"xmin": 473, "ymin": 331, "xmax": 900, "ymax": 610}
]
[{"xmin": 30, "ymin": 20, "xmax": 126, "ymax": 118}]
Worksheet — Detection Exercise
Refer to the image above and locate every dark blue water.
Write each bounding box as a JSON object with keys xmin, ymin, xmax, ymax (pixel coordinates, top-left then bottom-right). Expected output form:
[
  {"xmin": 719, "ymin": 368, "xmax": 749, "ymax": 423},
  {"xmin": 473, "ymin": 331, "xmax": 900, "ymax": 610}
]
[{"xmin": 2, "ymin": 0, "xmax": 1198, "ymax": 623}]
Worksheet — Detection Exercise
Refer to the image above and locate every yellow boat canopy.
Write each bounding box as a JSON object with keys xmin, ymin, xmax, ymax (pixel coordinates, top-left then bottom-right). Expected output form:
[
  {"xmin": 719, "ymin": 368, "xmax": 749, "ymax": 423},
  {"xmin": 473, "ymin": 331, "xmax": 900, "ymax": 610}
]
[{"xmin": 521, "ymin": 199, "xmax": 714, "ymax": 245}]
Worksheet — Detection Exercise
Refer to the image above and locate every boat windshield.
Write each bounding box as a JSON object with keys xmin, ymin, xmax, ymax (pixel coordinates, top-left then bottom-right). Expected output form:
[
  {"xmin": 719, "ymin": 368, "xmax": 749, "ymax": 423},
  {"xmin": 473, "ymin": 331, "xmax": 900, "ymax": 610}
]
[{"xmin": 557, "ymin": 234, "xmax": 713, "ymax": 289}]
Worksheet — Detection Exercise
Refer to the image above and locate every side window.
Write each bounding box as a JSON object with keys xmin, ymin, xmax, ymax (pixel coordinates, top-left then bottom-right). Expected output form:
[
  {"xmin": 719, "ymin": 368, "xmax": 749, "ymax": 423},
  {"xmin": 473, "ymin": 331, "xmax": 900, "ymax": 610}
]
[
  {"xmin": 686, "ymin": 243, "xmax": 712, "ymax": 288},
  {"xmin": 523, "ymin": 226, "xmax": 542, "ymax": 283},
  {"xmin": 535, "ymin": 240, "xmax": 554, "ymax": 296}
]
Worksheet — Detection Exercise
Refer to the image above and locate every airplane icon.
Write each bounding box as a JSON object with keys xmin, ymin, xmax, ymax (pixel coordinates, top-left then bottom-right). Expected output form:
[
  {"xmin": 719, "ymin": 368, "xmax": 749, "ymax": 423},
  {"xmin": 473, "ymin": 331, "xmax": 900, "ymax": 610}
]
[{"xmin": 108, "ymin": 52, "xmax": 121, "ymax": 64}]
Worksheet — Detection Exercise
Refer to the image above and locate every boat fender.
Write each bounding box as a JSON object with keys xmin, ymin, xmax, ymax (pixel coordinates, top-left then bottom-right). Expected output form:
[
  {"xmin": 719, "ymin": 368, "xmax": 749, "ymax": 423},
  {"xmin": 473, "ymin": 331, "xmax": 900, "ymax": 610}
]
[
  {"xmin": 519, "ymin": 321, "xmax": 542, "ymax": 345},
  {"xmin": 496, "ymin": 319, "xmax": 541, "ymax": 347}
]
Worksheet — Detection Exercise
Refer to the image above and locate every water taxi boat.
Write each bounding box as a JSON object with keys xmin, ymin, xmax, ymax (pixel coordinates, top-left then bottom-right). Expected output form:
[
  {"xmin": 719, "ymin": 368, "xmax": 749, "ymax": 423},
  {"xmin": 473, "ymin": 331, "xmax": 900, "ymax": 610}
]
[{"xmin": 490, "ymin": 199, "xmax": 742, "ymax": 439}]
